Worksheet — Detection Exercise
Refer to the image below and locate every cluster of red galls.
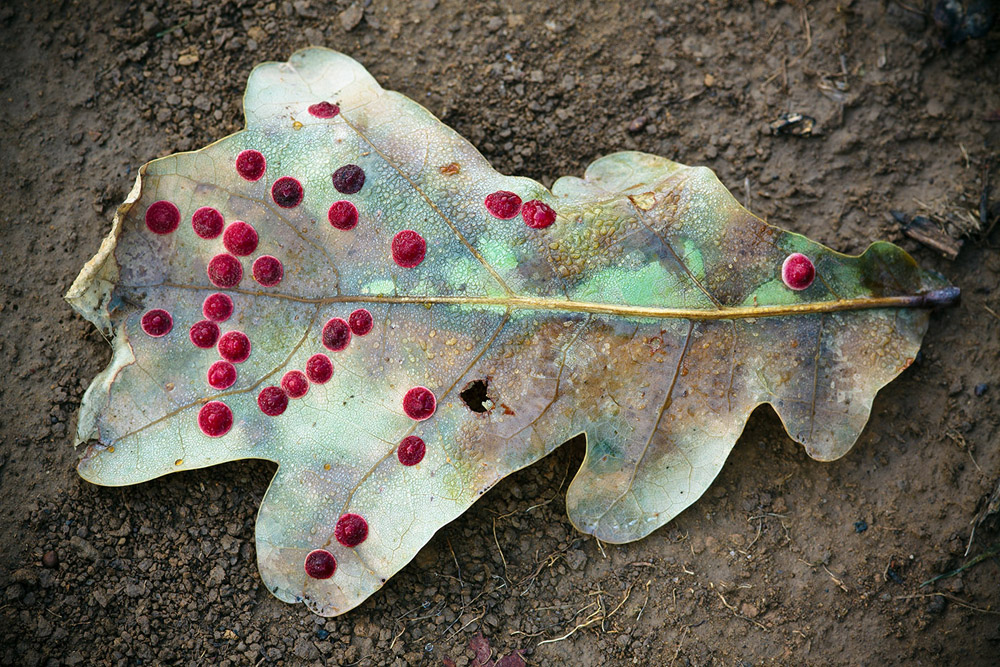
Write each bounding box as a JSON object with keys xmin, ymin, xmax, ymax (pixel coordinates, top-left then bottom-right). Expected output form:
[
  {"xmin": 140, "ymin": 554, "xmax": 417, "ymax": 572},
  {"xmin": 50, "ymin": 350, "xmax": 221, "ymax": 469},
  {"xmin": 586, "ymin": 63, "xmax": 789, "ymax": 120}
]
[{"xmin": 136, "ymin": 100, "xmax": 574, "ymax": 583}]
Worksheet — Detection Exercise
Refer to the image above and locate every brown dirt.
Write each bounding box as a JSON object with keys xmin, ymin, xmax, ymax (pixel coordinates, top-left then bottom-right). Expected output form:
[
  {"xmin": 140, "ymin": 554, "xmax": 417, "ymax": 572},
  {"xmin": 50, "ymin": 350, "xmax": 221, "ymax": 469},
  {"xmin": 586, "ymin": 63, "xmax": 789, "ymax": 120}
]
[{"xmin": 1, "ymin": 1, "xmax": 998, "ymax": 665}]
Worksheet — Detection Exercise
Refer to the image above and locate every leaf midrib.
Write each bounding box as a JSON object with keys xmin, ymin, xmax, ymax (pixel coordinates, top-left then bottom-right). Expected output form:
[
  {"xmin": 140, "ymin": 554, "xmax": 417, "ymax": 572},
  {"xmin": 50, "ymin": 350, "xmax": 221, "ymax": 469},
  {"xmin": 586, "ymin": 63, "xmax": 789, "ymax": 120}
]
[{"xmin": 149, "ymin": 283, "xmax": 937, "ymax": 320}]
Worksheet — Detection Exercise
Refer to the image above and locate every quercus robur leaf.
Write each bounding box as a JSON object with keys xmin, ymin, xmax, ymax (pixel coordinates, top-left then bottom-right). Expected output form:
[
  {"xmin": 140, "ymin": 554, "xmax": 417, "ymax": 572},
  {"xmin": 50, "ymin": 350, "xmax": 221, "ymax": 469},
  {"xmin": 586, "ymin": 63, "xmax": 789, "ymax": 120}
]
[{"xmin": 67, "ymin": 49, "xmax": 957, "ymax": 616}]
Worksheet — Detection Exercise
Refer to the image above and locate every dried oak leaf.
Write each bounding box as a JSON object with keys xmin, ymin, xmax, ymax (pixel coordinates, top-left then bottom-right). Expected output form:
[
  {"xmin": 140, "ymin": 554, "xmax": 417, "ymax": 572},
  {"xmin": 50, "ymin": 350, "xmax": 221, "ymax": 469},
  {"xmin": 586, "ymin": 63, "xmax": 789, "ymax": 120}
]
[{"xmin": 67, "ymin": 48, "xmax": 957, "ymax": 617}]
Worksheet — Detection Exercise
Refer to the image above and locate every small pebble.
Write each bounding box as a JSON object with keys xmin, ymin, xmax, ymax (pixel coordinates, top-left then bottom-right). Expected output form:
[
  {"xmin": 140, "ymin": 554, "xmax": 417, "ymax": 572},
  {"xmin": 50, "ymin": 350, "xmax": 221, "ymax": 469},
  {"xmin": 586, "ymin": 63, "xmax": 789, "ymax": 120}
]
[
  {"xmin": 42, "ymin": 550, "xmax": 59, "ymax": 568},
  {"xmin": 141, "ymin": 11, "xmax": 161, "ymax": 34},
  {"xmin": 974, "ymin": 383, "xmax": 988, "ymax": 397},
  {"xmin": 854, "ymin": 520, "xmax": 868, "ymax": 533},
  {"xmin": 340, "ymin": 2, "xmax": 363, "ymax": 31}
]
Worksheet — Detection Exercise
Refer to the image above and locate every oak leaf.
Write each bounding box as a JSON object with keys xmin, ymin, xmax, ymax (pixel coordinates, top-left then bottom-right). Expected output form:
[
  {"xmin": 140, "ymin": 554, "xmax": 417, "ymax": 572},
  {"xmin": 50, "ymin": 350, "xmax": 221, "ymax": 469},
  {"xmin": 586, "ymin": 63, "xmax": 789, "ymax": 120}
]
[{"xmin": 67, "ymin": 49, "xmax": 956, "ymax": 616}]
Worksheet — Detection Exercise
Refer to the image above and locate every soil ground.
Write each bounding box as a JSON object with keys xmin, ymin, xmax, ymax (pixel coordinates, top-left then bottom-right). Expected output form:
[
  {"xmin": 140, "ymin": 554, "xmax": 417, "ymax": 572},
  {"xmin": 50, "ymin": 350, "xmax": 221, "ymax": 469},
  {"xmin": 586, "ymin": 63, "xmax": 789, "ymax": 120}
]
[{"xmin": 1, "ymin": 1, "xmax": 998, "ymax": 665}]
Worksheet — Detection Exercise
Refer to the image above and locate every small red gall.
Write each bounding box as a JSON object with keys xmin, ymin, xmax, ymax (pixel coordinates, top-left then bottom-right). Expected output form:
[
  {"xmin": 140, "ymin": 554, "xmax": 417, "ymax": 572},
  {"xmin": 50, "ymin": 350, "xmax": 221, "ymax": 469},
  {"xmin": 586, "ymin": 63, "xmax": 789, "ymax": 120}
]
[
  {"xmin": 207, "ymin": 360, "xmax": 237, "ymax": 390},
  {"xmin": 191, "ymin": 206, "xmax": 225, "ymax": 239},
  {"xmin": 322, "ymin": 317, "xmax": 351, "ymax": 352},
  {"xmin": 257, "ymin": 386, "xmax": 289, "ymax": 416},
  {"xmin": 207, "ymin": 253, "xmax": 243, "ymax": 289},
  {"xmin": 223, "ymin": 221, "xmax": 259, "ymax": 256},
  {"xmin": 140, "ymin": 309, "xmax": 173, "ymax": 337},
  {"xmin": 252, "ymin": 255, "xmax": 283, "ymax": 287},
  {"xmin": 328, "ymin": 200, "xmax": 359, "ymax": 231},
  {"xmin": 397, "ymin": 435, "xmax": 426, "ymax": 466},
  {"xmin": 236, "ymin": 149, "xmax": 266, "ymax": 182},
  {"xmin": 403, "ymin": 386, "xmax": 436, "ymax": 421},
  {"xmin": 391, "ymin": 229, "xmax": 426, "ymax": 268},
  {"xmin": 521, "ymin": 199, "xmax": 557, "ymax": 229},
  {"xmin": 145, "ymin": 200, "xmax": 180, "ymax": 234},
  {"xmin": 782, "ymin": 252, "xmax": 816, "ymax": 291},
  {"xmin": 348, "ymin": 308, "xmax": 373, "ymax": 336},
  {"xmin": 198, "ymin": 401, "xmax": 233, "ymax": 437},
  {"xmin": 202, "ymin": 293, "xmax": 234, "ymax": 322},
  {"xmin": 217, "ymin": 330, "xmax": 251, "ymax": 363},
  {"xmin": 189, "ymin": 320, "xmax": 221, "ymax": 349},
  {"xmin": 484, "ymin": 190, "xmax": 522, "ymax": 219},
  {"xmin": 332, "ymin": 164, "xmax": 365, "ymax": 194},
  {"xmin": 304, "ymin": 549, "xmax": 337, "ymax": 579},
  {"xmin": 271, "ymin": 176, "xmax": 304, "ymax": 208},
  {"xmin": 281, "ymin": 370, "xmax": 309, "ymax": 399},
  {"xmin": 42, "ymin": 551, "xmax": 59, "ymax": 569},
  {"xmin": 308, "ymin": 101, "xmax": 340, "ymax": 118},
  {"xmin": 334, "ymin": 513, "xmax": 369, "ymax": 547},
  {"xmin": 305, "ymin": 353, "xmax": 334, "ymax": 384}
]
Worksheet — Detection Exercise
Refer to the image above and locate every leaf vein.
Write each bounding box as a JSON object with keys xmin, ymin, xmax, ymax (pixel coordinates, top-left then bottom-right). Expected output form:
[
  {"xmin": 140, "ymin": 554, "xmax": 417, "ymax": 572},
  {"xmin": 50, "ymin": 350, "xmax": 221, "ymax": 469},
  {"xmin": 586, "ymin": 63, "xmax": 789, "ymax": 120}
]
[
  {"xmin": 339, "ymin": 112, "xmax": 514, "ymax": 296},
  {"xmin": 109, "ymin": 305, "xmax": 321, "ymax": 447},
  {"xmin": 591, "ymin": 320, "xmax": 695, "ymax": 528}
]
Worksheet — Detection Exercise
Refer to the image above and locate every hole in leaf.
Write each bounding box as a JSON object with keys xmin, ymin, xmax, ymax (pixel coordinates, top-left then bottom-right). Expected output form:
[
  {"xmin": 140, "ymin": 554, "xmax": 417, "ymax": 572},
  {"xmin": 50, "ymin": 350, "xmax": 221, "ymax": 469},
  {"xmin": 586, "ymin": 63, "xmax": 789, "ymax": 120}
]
[{"xmin": 460, "ymin": 379, "xmax": 491, "ymax": 413}]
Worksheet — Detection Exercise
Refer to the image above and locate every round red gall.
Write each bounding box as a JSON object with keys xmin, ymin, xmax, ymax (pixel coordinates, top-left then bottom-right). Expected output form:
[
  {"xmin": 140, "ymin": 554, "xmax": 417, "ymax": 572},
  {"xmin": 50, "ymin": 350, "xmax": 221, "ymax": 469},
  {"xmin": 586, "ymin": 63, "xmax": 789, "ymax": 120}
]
[
  {"xmin": 202, "ymin": 293, "xmax": 234, "ymax": 322},
  {"xmin": 403, "ymin": 386, "xmax": 436, "ymax": 421},
  {"xmin": 334, "ymin": 513, "xmax": 369, "ymax": 547},
  {"xmin": 257, "ymin": 386, "xmax": 289, "ymax": 417},
  {"xmin": 217, "ymin": 330, "xmax": 251, "ymax": 363},
  {"xmin": 140, "ymin": 309, "xmax": 173, "ymax": 337},
  {"xmin": 322, "ymin": 317, "xmax": 351, "ymax": 352},
  {"xmin": 304, "ymin": 549, "xmax": 337, "ymax": 579},
  {"xmin": 348, "ymin": 308, "xmax": 373, "ymax": 336},
  {"xmin": 189, "ymin": 320, "xmax": 221, "ymax": 349},
  {"xmin": 198, "ymin": 401, "xmax": 233, "ymax": 437},
  {"xmin": 207, "ymin": 361, "xmax": 237, "ymax": 390},
  {"xmin": 308, "ymin": 101, "xmax": 340, "ymax": 118},
  {"xmin": 397, "ymin": 435, "xmax": 426, "ymax": 466},
  {"xmin": 271, "ymin": 176, "xmax": 304, "ymax": 208},
  {"xmin": 328, "ymin": 200, "xmax": 359, "ymax": 231},
  {"xmin": 207, "ymin": 253, "xmax": 243, "ymax": 289},
  {"xmin": 484, "ymin": 191, "xmax": 522, "ymax": 219},
  {"xmin": 782, "ymin": 252, "xmax": 816, "ymax": 291},
  {"xmin": 223, "ymin": 221, "xmax": 259, "ymax": 256},
  {"xmin": 281, "ymin": 370, "xmax": 309, "ymax": 399},
  {"xmin": 521, "ymin": 199, "xmax": 557, "ymax": 229},
  {"xmin": 305, "ymin": 353, "xmax": 334, "ymax": 384},
  {"xmin": 42, "ymin": 550, "xmax": 59, "ymax": 569},
  {"xmin": 145, "ymin": 200, "xmax": 180, "ymax": 234},
  {"xmin": 332, "ymin": 164, "xmax": 365, "ymax": 194},
  {"xmin": 391, "ymin": 229, "xmax": 426, "ymax": 268},
  {"xmin": 252, "ymin": 255, "xmax": 283, "ymax": 287},
  {"xmin": 191, "ymin": 206, "xmax": 225, "ymax": 239},
  {"xmin": 235, "ymin": 149, "xmax": 266, "ymax": 181}
]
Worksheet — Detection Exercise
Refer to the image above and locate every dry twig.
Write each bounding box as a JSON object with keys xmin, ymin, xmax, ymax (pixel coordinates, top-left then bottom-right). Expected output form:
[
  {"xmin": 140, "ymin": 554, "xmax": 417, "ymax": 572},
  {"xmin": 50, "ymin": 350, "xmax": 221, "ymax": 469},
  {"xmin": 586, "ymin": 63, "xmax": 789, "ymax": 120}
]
[{"xmin": 537, "ymin": 582, "xmax": 635, "ymax": 646}]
